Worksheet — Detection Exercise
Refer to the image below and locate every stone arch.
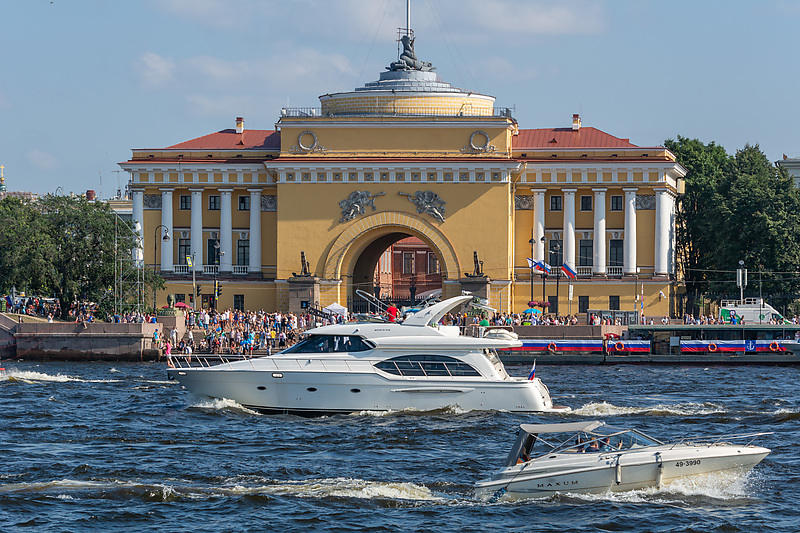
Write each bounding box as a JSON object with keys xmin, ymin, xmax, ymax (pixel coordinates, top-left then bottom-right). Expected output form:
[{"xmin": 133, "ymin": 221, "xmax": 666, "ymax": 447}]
[{"xmin": 323, "ymin": 211, "xmax": 459, "ymax": 283}]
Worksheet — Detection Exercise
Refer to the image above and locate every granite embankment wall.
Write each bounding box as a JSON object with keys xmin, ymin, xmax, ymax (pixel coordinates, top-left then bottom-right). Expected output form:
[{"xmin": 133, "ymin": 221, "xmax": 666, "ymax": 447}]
[{"xmin": 2, "ymin": 314, "xmax": 165, "ymax": 361}]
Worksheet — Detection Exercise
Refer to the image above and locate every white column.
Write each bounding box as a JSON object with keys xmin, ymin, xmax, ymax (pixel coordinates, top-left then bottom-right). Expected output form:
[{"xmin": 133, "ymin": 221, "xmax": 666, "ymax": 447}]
[
  {"xmin": 190, "ymin": 188, "xmax": 204, "ymax": 272},
  {"xmin": 160, "ymin": 188, "xmax": 173, "ymax": 272},
  {"xmin": 248, "ymin": 188, "xmax": 262, "ymax": 275},
  {"xmin": 131, "ymin": 188, "xmax": 144, "ymax": 266},
  {"xmin": 219, "ymin": 188, "xmax": 233, "ymax": 273},
  {"xmin": 533, "ymin": 190, "xmax": 546, "ymax": 261},
  {"xmin": 562, "ymin": 189, "xmax": 577, "ymax": 270},
  {"xmin": 623, "ymin": 188, "xmax": 638, "ymax": 275},
  {"xmin": 593, "ymin": 188, "xmax": 606, "ymax": 275},
  {"xmin": 654, "ymin": 188, "xmax": 673, "ymax": 276}
]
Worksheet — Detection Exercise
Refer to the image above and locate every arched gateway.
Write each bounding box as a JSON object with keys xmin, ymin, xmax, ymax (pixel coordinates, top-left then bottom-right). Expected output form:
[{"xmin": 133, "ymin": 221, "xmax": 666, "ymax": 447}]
[{"xmin": 324, "ymin": 211, "xmax": 460, "ymax": 303}]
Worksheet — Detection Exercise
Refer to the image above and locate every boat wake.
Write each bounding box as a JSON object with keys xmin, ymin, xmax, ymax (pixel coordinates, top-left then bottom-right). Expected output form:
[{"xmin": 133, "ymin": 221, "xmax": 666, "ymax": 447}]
[
  {"xmin": 0, "ymin": 477, "xmax": 441, "ymax": 503},
  {"xmin": 572, "ymin": 401, "xmax": 726, "ymax": 417},
  {"xmin": 189, "ymin": 397, "xmax": 262, "ymax": 416},
  {"xmin": 351, "ymin": 405, "xmax": 470, "ymax": 417},
  {"xmin": 550, "ymin": 469, "xmax": 758, "ymax": 505},
  {"xmin": 0, "ymin": 369, "xmax": 121, "ymax": 384}
]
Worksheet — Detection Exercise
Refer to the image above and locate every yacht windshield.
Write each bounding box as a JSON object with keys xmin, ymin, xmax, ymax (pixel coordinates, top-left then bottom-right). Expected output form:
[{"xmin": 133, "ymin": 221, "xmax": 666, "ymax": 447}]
[{"xmin": 281, "ymin": 335, "xmax": 372, "ymax": 353}]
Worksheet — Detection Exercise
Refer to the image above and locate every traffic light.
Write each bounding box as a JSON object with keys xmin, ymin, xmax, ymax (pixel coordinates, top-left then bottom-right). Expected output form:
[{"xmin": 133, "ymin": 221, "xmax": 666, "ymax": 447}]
[
  {"xmin": 216, "ymin": 283, "xmax": 222, "ymax": 298},
  {"xmin": 196, "ymin": 285, "xmax": 202, "ymax": 296},
  {"xmin": 214, "ymin": 280, "xmax": 219, "ymax": 300}
]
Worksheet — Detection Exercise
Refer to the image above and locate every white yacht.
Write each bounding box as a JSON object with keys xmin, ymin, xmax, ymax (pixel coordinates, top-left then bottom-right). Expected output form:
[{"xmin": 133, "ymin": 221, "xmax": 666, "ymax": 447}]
[
  {"xmin": 475, "ymin": 420, "xmax": 771, "ymax": 502},
  {"xmin": 167, "ymin": 295, "xmax": 569, "ymax": 415}
]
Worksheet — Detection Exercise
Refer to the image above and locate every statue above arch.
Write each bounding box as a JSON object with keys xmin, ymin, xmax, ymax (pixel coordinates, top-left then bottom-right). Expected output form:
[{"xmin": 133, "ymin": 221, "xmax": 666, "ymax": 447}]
[{"xmin": 387, "ymin": 35, "xmax": 435, "ymax": 72}]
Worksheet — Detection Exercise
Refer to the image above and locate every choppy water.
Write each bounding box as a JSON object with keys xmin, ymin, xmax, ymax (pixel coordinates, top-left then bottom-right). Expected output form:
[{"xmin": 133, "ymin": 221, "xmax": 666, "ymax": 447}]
[{"xmin": 1, "ymin": 361, "xmax": 797, "ymax": 532}]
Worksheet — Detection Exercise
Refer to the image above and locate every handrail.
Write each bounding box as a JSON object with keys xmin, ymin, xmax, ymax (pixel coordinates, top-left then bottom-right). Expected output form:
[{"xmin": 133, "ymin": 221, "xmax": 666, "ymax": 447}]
[{"xmin": 670, "ymin": 431, "xmax": 773, "ymax": 449}]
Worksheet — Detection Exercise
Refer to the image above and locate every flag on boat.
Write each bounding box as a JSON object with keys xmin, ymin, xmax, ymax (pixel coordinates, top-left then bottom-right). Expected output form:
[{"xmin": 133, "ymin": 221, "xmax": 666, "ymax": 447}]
[
  {"xmin": 527, "ymin": 360, "xmax": 536, "ymax": 380},
  {"xmin": 526, "ymin": 257, "xmax": 534, "ymax": 269},
  {"xmin": 659, "ymin": 290, "xmax": 666, "ymax": 299},
  {"xmin": 561, "ymin": 263, "xmax": 577, "ymax": 279}
]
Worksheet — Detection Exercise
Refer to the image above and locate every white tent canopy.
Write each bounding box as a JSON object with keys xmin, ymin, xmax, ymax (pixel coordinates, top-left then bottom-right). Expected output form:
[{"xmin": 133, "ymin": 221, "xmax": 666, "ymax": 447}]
[{"xmin": 323, "ymin": 302, "xmax": 348, "ymax": 316}]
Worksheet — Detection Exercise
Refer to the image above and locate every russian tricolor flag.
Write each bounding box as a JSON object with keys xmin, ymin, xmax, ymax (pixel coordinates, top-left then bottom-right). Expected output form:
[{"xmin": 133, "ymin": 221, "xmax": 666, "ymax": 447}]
[
  {"xmin": 561, "ymin": 263, "xmax": 577, "ymax": 279},
  {"xmin": 527, "ymin": 360, "xmax": 536, "ymax": 380}
]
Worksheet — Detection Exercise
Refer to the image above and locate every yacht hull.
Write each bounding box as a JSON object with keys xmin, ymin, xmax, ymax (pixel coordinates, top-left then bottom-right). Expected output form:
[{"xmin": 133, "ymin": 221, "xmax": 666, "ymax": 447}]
[
  {"xmin": 168, "ymin": 366, "xmax": 566, "ymax": 415},
  {"xmin": 475, "ymin": 445, "xmax": 770, "ymax": 501}
]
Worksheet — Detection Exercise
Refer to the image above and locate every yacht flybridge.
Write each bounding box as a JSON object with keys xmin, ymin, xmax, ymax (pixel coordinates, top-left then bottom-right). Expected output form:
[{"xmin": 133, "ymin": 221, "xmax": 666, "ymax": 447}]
[{"xmin": 167, "ymin": 295, "xmax": 570, "ymax": 415}]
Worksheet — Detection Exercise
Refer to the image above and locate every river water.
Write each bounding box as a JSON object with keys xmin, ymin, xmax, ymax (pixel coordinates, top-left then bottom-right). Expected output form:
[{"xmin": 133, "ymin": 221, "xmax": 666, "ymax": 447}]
[{"xmin": 1, "ymin": 361, "xmax": 797, "ymax": 532}]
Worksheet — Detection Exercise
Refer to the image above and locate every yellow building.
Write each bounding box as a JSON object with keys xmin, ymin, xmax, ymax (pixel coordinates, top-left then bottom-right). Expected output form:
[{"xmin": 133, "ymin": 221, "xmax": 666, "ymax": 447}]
[{"xmin": 120, "ymin": 34, "xmax": 685, "ymax": 319}]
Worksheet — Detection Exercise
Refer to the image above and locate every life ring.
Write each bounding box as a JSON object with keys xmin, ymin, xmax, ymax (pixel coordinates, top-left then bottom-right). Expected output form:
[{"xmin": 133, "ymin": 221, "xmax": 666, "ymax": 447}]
[
  {"xmin": 614, "ymin": 341, "xmax": 624, "ymax": 351},
  {"xmin": 770, "ymin": 341, "xmax": 780, "ymax": 352},
  {"xmin": 708, "ymin": 343, "xmax": 718, "ymax": 352},
  {"xmin": 547, "ymin": 342, "xmax": 557, "ymax": 353}
]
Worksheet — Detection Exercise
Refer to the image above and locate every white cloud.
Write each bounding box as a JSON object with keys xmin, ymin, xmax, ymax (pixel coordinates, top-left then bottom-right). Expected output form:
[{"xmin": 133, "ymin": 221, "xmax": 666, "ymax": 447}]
[
  {"xmin": 136, "ymin": 52, "xmax": 176, "ymax": 88},
  {"xmin": 27, "ymin": 149, "xmax": 58, "ymax": 171}
]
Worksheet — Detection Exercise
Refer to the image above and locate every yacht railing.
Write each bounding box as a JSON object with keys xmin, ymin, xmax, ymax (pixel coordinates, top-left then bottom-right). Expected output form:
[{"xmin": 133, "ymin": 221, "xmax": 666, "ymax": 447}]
[
  {"xmin": 672, "ymin": 431, "xmax": 773, "ymax": 449},
  {"xmin": 167, "ymin": 353, "xmax": 264, "ymax": 371}
]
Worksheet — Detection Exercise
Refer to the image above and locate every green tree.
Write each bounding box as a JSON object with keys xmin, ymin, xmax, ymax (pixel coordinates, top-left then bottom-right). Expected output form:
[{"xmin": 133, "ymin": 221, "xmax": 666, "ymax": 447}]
[
  {"xmin": 664, "ymin": 136, "xmax": 728, "ymax": 304},
  {"xmin": 710, "ymin": 144, "xmax": 800, "ymax": 296},
  {"xmin": 0, "ymin": 194, "xmax": 163, "ymax": 319}
]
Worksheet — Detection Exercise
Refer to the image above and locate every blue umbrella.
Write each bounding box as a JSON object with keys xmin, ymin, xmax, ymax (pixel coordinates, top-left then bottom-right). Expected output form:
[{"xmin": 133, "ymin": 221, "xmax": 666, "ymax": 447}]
[{"xmin": 523, "ymin": 308, "xmax": 542, "ymax": 314}]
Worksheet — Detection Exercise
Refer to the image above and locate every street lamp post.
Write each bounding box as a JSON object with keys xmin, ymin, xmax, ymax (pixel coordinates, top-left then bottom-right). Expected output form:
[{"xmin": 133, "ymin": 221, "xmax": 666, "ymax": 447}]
[
  {"xmin": 528, "ymin": 231, "xmax": 536, "ymax": 303},
  {"xmin": 191, "ymin": 251, "xmax": 197, "ymax": 311},
  {"xmin": 551, "ymin": 242, "xmax": 561, "ymax": 316},
  {"xmin": 540, "ymin": 236, "xmax": 547, "ymax": 312},
  {"xmin": 152, "ymin": 224, "xmax": 171, "ymax": 311}
]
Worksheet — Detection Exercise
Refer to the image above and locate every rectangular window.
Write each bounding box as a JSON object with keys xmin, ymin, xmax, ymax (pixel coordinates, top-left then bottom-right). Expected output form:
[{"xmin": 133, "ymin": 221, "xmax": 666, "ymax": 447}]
[
  {"xmin": 548, "ymin": 295, "xmax": 558, "ymax": 314},
  {"xmin": 550, "ymin": 195, "xmax": 562, "ymax": 211},
  {"xmin": 609, "ymin": 239, "xmax": 624, "ymax": 266},
  {"xmin": 578, "ymin": 295, "xmax": 589, "ymax": 314},
  {"xmin": 179, "ymin": 195, "xmax": 191, "ymax": 210},
  {"xmin": 548, "ymin": 240, "xmax": 563, "ymax": 268},
  {"xmin": 609, "ymin": 295, "xmax": 620, "ymax": 311},
  {"xmin": 580, "ymin": 195, "xmax": 592, "ymax": 211},
  {"xmin": 233, "ymin": 295, "xmax": 245, "ymax": 311},
  {"xmin": 209, "ymin": 195, "xmax": 220, "ymax": 210},
  {"xmin": 238, "ymin": 195, "xmax": 250, "ymax": 211},
  {"xmin": 427, "ymin": 252, "xmax": 440, "ymax": 274},
  {"xmin": 237, "ymin": 239, "xmax": 249, "ymax": 266},
  {"xmin": 579, "ymin": 239, "xmax": 593, "ymax": 267},
  {"xmin": 403, "ymin": 252, "xmax": 415, "ymax": 274},
  {"xmin": 207, "ymin": 239, "xmax": 220, "ymax": 265},
  {"xmin": 178, "ymin": 239, "xmax": 191, "ymax": 264},
  {"xmin": 610, "ymin": 195, "xmax": 623, "ymax": 211}
]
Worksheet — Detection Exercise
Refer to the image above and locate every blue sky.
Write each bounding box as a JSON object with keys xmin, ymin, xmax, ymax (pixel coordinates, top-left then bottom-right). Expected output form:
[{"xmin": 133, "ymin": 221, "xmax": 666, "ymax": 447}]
[{"xmin": 1, "ymin": 0, "xmax": 798, "ymax": 196}]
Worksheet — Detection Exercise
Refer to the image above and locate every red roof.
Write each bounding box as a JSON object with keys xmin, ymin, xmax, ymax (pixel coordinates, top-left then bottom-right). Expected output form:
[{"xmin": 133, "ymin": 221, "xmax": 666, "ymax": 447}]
[
  {"xmin": 513, "ymin": 127, "xmax": 637, "ymax": 150},
  {"xmin": 167, "ymin": 129, "xmax": 281, "ymax": 150}
]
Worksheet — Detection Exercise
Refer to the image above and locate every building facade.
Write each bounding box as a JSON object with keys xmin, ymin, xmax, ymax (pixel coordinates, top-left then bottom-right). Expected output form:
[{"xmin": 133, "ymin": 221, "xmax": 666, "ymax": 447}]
[{"xmin": 120, "ymin": 36, "xmax": 685, "ymax": 318}]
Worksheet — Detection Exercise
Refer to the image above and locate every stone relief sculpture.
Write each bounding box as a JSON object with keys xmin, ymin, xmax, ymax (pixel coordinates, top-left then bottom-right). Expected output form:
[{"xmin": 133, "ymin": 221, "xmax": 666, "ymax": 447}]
[
  {"xmin": 387, "ymin": 35, "xmax": 434, "ymax": 72},
  {"xmin": 143, "ymin": 195, "xmax": 162, "ymax": 210},
  {"xmin": 339, "ymin": 191, "xmax": 386, "ymax": 223},
  {"xmin": 515, "ymin": 195, "xmax": 533, "ymax": 210},
  {"xmin": 261, "ymin": 195, "xmax": 277, "ymax": 212},
  {"xmin": 399, "ymin": 191, "xmax": 446, "ymax": 222},
  {"xmin": 636, "ymin": 195, "xmax": 656, "ymax": 210}
]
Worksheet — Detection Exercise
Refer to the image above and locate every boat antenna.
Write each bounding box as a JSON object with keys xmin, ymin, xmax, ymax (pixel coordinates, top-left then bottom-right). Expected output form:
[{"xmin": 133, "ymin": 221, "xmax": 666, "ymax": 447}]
[{"xmin": 406, "ymin": 0, "xmax": 411, "ymax": 37}]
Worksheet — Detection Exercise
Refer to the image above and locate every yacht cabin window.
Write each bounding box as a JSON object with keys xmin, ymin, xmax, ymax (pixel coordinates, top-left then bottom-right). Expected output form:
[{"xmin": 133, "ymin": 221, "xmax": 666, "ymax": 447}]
[
  {"xmin": 375, "ymin": 355, "xmax": 482, "ymax": 377},
  {"xmin": 282, "ymin": 335, "xmax": 372, "ymax": 353}
]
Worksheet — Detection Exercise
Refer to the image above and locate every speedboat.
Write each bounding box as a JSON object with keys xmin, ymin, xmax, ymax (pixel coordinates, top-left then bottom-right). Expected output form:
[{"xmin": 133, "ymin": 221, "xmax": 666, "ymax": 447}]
[
  {"xmin": 167, "ymin": 295, "xmax": 570, "ymax": 416},
  {"xmin": 474, "ymin": 420, "xmax": 771, "ymax": 502}
]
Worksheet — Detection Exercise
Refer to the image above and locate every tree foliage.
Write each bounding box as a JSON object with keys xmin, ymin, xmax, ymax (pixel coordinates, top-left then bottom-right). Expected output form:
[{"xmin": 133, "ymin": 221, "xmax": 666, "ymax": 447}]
[
  {"xmin": 667, "ymin": 137, "xmax": 800, "ymax": 309},
  {"xmin": 0, "ymin": 195, "xmax": 163, "ymax": 319}
]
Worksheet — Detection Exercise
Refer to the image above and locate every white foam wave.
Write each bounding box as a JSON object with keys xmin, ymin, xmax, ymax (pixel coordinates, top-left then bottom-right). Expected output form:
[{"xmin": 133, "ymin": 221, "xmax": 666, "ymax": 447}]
[
  {"xmin": 191, "ymin": 397, "xmax": 261, "ymax": 416},
  {"xmin": 572, "ymin": 401, "xmax": 726, "ymax": 417},
  {"xmin": 1, "ymin": 477, "xmax": 440, "ymax": 503},
  {"xmin": 256, "ymin": 477, "xmax": 441, "ymax": 501},
  {"xmin": 351, "ymin": 405, "xmax": 470, "ymax": 417},
  {"xmin": 1, "ymin": 369, "xmax": 121, "ymax": 384},
  {"xmin": 562, "ymin": 469, "xmax": 754, "ymax": 504}
]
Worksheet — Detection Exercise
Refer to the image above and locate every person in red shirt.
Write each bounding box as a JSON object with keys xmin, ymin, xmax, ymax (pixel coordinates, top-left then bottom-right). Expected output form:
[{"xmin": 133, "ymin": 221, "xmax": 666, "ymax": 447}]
[{"xmin": 386, "ymin": 304, "xmax": 398, "ymax": 322}]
